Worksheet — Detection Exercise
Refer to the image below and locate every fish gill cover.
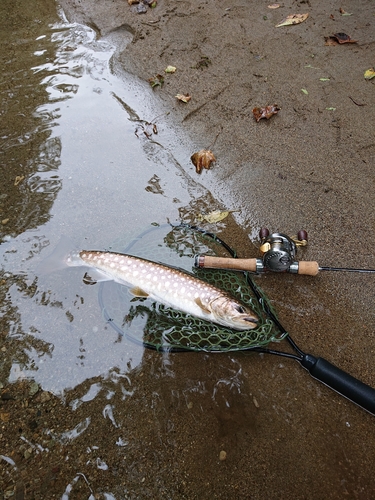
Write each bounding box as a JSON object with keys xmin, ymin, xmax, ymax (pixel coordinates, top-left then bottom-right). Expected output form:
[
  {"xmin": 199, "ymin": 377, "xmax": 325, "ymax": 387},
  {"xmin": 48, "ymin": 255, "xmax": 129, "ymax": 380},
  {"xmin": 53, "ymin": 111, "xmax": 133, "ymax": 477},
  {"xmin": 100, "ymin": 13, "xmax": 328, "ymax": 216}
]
[{"xmin": 98, "ymin": 224, "xmax": 283, "ymax": 352}]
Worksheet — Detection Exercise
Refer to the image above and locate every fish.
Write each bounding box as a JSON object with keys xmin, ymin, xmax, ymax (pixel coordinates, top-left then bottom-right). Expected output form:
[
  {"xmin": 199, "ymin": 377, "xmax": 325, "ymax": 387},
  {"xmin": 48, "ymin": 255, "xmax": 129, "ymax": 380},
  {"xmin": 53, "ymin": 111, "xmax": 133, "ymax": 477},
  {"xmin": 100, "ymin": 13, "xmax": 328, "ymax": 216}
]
[{"xmin": 42, "ymin": 241, "xmax": 259, "ymax": 331}]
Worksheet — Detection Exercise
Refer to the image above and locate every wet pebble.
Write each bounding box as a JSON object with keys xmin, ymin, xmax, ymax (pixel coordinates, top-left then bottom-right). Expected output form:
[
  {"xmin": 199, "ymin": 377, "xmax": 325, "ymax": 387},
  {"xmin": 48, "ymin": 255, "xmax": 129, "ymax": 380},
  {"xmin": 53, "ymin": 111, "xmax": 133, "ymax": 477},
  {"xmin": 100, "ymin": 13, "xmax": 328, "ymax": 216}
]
[{"xmin": 29, "ymin": 382, "xmax": 39, "ymax": 397}]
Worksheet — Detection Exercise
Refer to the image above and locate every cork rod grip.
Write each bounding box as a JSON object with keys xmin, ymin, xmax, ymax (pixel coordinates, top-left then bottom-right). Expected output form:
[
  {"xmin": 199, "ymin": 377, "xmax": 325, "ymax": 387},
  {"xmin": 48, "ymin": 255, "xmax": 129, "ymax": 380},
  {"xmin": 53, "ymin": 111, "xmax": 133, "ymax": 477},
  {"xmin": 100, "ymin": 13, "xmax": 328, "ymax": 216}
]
[
  {"xmin": 196, "ymin": 255, "xmax": 257, "ymax": 272},
  {"xmin": 297, "ymin": 261, "xmax": 320, "ymax": 276}
]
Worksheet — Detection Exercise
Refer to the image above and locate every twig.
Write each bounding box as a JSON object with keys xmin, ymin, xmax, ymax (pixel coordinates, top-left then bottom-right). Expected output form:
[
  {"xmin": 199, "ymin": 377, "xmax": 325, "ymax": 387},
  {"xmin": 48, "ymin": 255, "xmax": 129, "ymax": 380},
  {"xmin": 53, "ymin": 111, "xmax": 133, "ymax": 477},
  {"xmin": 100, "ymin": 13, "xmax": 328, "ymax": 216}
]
[{"xmin": 348, "ymin": 95, "xmax": 366, "ymax": 106}]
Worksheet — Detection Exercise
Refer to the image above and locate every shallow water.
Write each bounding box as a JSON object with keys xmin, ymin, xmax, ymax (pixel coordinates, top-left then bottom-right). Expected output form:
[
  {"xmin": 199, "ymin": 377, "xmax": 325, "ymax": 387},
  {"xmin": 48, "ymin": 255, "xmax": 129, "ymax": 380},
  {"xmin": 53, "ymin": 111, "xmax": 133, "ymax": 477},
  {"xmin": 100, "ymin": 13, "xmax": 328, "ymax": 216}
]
[
  {"xmin": 0, "ymin": 2, "xmax": 214, "ymax": 393},
  {"xmin": 1, "ymin": 1, "xmax": 375, "ymax": 499}
]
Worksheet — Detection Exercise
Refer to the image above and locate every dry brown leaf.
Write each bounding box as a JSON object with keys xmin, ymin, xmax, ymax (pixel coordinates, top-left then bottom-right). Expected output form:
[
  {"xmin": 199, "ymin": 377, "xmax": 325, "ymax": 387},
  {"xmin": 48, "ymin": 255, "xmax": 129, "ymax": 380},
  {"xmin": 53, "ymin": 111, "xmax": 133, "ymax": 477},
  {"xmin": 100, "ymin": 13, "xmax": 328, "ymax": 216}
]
[
  {"xmin": 332, "ymin": 32, "xmax": 357, "ymax": 43},
  {"xmin": 176, "ymin": 93, "xmax": 191, "ymax": 103},
  {"xmin": 275, "ymin": 13, "xmax": 308, "ymax": 27},
  {"xmin": 252, "ymin": 104, "xmax": 280, "ymax": 122},
  {"xmin": 191, "ymin": 149, "xmax": 216, "ymax": 174},
  {"xmin": 325, "ymin": 32, "xmax": 358, "ymax": 45}
]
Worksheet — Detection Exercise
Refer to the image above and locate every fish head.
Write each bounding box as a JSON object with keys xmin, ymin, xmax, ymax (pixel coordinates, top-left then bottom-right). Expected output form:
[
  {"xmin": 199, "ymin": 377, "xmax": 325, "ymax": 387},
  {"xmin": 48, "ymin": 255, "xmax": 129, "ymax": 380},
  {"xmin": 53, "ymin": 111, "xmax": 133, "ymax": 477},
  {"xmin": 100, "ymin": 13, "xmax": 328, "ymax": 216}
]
[{"xmin": 210, "ymin": 296, "xmax": 259, "ymax": 331}]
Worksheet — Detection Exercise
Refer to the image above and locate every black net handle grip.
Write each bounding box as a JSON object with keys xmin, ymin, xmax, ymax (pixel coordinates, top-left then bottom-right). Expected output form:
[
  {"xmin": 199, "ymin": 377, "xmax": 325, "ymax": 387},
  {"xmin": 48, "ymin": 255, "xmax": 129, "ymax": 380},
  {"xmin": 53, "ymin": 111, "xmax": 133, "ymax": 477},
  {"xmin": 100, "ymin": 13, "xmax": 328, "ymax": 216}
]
[{"xmin": 301, "ymin": 354, "xmax": 375, "ymax": 415}]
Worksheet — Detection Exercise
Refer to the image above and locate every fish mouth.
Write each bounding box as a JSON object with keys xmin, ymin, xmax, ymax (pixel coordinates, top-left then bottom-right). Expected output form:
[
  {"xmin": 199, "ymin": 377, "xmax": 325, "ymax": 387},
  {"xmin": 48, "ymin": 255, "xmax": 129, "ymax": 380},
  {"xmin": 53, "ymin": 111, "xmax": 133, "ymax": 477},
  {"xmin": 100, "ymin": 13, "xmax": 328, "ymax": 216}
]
[
  {"xmin": 242, "ymin": 316, "xmax": 259, "ymax": 328},
  {"xmin": 244, "ymin": 316, "xmax": 258, "ymax": 324}
]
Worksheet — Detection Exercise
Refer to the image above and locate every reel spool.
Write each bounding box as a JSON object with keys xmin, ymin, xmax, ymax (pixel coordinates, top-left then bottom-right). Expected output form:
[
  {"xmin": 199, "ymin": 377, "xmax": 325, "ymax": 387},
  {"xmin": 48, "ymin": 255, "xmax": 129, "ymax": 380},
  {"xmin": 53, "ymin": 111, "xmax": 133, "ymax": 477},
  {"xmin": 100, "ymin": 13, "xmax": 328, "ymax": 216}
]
[{"xmin": 257, "ymin": 228, "xmax": 308, "ymax": 273}]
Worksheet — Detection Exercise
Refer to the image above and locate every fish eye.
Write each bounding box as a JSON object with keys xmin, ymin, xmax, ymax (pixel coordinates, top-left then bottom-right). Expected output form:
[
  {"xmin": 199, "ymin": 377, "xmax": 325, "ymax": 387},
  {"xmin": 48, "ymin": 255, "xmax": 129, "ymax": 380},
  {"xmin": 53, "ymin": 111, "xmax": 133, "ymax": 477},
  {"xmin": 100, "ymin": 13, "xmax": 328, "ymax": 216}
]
[{"xmin": 234, "ymin": 305, "xmax": 246, "ymax": 314}]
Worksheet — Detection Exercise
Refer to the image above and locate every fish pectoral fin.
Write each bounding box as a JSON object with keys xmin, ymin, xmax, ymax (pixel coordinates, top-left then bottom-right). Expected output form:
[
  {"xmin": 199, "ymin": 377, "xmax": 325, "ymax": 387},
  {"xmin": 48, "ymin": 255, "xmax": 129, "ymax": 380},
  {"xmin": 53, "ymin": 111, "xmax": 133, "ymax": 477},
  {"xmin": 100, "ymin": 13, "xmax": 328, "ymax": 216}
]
[
  {"xmin": 129, "ymin": 286, "xmax": 149, "ymax": 298},
  {"xmin": 194, "ymin": 297, "xmax": 211, "ymax": 314},
  {"xmin": 82, "ymin": 268, "xmax": 112, "ymax": 285}
]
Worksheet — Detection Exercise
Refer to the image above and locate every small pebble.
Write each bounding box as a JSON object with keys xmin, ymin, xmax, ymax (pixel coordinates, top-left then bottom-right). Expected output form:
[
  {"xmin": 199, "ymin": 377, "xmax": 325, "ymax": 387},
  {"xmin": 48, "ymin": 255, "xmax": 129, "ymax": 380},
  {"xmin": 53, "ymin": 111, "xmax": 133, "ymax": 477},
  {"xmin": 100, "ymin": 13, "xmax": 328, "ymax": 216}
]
[{"xmin": 219, "ymin": 450, "xmax": 227, "ymax": 461}]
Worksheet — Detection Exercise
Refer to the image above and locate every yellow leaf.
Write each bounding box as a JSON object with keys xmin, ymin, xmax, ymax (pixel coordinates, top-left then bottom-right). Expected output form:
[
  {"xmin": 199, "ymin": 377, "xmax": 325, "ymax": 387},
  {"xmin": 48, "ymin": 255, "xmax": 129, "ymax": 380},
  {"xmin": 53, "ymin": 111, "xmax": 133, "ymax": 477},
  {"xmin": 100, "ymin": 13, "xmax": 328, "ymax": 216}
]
[
  {"xmin": 275, "ymin": 13, "xmax": 309, "ymax": 27},
  {"xmin": 197, "ymin": 210, "xmax": 239, "ymax": 224},
  {"xmin": 165, "ymin": 65, "xmax": 176, "ymax": 73},
  {"xmin": 176, "ymin": 93, "xmax": 191, "ymax": 103},
  {"xmin": 364, "ymin": 68, "xmax": 375, "ymax": 80}
]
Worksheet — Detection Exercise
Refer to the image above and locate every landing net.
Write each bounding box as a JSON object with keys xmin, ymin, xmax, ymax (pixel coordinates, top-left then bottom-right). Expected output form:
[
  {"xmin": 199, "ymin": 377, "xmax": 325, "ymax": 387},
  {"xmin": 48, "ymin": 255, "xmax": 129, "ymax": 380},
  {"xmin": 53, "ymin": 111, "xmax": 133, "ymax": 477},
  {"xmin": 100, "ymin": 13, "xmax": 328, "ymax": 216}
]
[{"xmin": 98, "ymin": 224, "xmax": 286, "ymax": 352}]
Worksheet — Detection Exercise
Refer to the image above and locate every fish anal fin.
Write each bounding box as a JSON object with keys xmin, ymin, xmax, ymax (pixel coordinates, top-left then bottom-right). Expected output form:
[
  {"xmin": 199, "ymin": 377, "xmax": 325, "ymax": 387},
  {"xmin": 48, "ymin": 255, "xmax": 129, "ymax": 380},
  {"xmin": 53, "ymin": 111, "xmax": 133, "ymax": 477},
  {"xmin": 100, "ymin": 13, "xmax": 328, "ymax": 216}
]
[
  {"xmin": 194, "ymin": 297, "xmax": 211, "ymax": 314},
  {"xmin": 130, "ymin": 286, "xmax": 149, "ymax": 298}
]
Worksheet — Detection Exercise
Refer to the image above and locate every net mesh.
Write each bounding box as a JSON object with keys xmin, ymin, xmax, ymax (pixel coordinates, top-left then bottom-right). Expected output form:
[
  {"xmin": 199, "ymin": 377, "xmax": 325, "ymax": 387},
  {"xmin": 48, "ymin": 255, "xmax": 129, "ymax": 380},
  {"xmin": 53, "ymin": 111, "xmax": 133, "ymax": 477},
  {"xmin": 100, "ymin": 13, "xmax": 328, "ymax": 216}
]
[{"xmin": 98, "ymin": 224, "xmax": 285, "ymax": 352}]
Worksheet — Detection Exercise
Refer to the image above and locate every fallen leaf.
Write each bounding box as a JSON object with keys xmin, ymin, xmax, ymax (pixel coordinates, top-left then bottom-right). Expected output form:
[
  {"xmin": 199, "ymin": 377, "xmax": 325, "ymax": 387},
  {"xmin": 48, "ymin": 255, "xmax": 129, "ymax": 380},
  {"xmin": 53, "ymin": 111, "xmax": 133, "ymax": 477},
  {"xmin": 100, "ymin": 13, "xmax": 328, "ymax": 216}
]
[
  {"xmin": 148, "ymin": 74, "xmax": 164, "ymax": 88},
  {"xmin": 128, "ymin": 0, "xmax": 139, "ymax": 4},
  {"xmin": 135, "ymin": 121, "xmax": 158, "ymax": 139},
  {"xmin": 364, "ymin": 68, "xmax": 375, "ymax": 80},
  {"xmin": 175, "ymin": 93, "xmax": 191, "ymax": 103},
  {"xmin": 275, "ymin": 13, "xmax": 308, "ymax": 27},
  {"xmin": 14, "ymin": 175, "xmax": 25, "ymax": 186},
  {"xmin": 268, "ymin": 3, "xmax": 282, "ymax": 9},
  {"xmin": 324, "ymin": 37, "xmax": 338, "ymax": 46},
  {"xmin": 252, "ymin": 104, "xmax": 280, "ymax": 122},
  {"xmin": 191, "ymin": 149, "xmax": 216, "ymax": 174},
  {"xmin": 327, "ymin": 32, "xmax": 358, "ymax": 44},
  {"xmin": 165, "ymin": 65, "xmax": 176, "ymax": 73},
  {"xmin": 339, "ymin": 8, "xmax": 352, "ymax": 16},
  {"xmin": 0, "ymin": 412, "xmax": 10, "ymax": 422},
  {"xmin": 301, "ymin": 88, "xmax": 309, "ymax": 94},
  {"xmin": 319, "ymin": 77, "xmax": 330, "ymax": 81},
  {"xmin": 196, "ymin": 210, "xmax": 239, "ymax": 224},
  {"xmin": 326, "ymin": 107, "xmax": 336, "ymax": 111}
]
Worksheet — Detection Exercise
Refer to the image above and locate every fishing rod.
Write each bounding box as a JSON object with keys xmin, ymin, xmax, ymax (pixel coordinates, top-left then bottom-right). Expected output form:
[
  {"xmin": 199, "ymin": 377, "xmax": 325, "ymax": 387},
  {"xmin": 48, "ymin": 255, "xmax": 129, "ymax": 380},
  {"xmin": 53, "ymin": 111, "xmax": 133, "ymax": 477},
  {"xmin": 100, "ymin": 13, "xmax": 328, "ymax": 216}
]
[
  {"xmin": 194, "ymin": 227, "xmax": 375, "ymax": 275},
  {"xmin": 98, "ymin": 223, "xmax": 375, "ymax": 415},
  {"xmin": 184, "ymin": 224, "xmax": 375, "ymax": 416}
]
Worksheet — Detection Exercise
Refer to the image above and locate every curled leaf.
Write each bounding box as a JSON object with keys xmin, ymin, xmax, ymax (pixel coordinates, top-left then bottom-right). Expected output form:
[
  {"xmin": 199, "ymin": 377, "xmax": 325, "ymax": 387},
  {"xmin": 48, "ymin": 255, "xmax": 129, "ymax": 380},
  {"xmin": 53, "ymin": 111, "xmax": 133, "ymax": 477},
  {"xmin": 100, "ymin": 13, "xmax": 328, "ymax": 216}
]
[
  {"xmin": 364, "ymin": 68, "xmax": 375, "ymax": 80},
  {"xmin": 175, "ymin": 93, "xmax": 191, "ymax": 103},
  {"xmin": 14, "ymin": 175, "xmax": 25, "ymax": 186},
  {"xmin": 275, "ymin": 13, "xmax": 308, "ymax": 27},
  {"xmin": 148, "ymin": 74, "xmax": 164, "ymax": 88},
  {"xmin": 191, "ymin": 149, "xmax": 216, "ymax": 174},
  {"xmin": 339, "ymin": 8, "xmax": 352, "ymax": 16},
  {"xmin": 326, "ymin": 32, "xmax": 358, "ymax": 44},
  {"xmin": 196, "ymin": 210, "xmax": 236, "ymax": 224},
  {"xmin": 252, "ymin": 104, "xmax": 280, "ymax": 122},
  {"xmin": 165, "ymin": 65, "xmax": 176, "ymax": 73}
]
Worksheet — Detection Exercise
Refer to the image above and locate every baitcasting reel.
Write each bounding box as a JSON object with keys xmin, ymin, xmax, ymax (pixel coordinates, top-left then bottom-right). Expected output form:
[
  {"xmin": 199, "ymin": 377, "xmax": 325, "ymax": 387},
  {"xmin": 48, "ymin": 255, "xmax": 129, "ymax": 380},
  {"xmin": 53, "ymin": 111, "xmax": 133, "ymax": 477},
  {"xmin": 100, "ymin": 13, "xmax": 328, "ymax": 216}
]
[{"xmin": 257, "ymin": 227, "xmax": 307, "ymax": 273}]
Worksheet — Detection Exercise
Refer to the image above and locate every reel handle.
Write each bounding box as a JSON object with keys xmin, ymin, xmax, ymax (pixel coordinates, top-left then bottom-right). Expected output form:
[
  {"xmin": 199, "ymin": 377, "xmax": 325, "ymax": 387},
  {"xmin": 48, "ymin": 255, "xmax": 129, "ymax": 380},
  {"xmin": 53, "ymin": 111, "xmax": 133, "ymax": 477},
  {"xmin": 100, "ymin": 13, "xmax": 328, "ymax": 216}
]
[{"xmin": 195, "ymin": 255, "xmax": 320, "ymax": 276}]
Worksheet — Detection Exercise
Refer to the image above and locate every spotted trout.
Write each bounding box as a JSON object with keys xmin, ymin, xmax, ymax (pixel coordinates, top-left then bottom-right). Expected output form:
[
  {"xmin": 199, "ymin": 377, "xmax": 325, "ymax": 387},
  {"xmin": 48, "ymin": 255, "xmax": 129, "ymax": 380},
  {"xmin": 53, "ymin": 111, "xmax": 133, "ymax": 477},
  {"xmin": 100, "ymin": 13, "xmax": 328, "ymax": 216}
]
[{"xmin": 58, "ymin": 248, "xmax": 259, "ymax": 331}]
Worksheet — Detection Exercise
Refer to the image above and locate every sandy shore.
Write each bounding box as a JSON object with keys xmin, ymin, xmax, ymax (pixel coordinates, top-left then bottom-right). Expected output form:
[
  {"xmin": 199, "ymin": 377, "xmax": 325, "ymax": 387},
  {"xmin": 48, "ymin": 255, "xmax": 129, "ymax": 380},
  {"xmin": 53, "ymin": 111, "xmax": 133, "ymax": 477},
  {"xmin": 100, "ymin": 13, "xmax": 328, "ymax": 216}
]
[{"xmin": 46, "ymin": 0, "xmax": 375, "ymax": 496}]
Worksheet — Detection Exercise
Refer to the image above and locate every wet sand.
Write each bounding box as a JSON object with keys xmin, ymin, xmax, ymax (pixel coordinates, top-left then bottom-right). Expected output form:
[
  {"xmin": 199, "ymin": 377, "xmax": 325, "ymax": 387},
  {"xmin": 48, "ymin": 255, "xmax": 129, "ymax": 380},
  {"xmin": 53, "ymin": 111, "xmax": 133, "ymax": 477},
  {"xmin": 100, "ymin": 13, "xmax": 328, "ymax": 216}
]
[{"xmin": 2, "ymin": 0, "xmax": 375, "ymax": 498}]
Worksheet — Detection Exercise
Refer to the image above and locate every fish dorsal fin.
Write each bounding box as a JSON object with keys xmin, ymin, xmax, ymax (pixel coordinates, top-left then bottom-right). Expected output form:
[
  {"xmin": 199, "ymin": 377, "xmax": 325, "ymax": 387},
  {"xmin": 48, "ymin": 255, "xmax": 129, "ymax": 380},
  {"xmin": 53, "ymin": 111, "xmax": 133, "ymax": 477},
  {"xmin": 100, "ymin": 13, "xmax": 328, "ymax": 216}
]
[
  {"xmin": 194, "ymin": 297, "xmax": 211, "ymax": 314},
  {"xmin": 130, "ymin": 286, "xmax": 149, "ymax": 298}
]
